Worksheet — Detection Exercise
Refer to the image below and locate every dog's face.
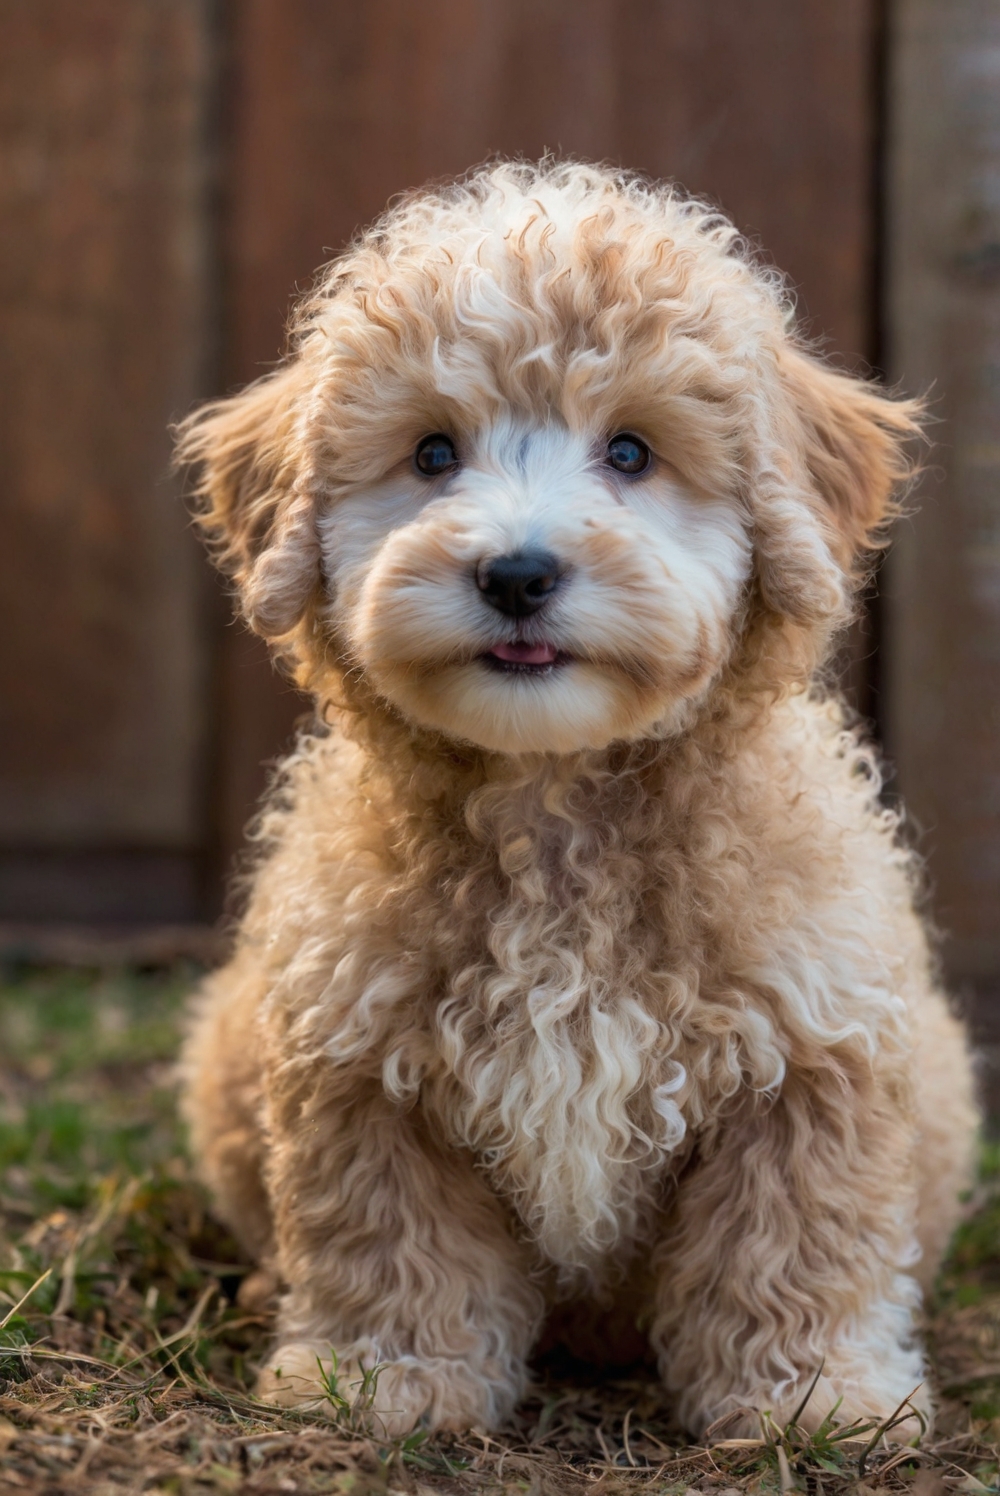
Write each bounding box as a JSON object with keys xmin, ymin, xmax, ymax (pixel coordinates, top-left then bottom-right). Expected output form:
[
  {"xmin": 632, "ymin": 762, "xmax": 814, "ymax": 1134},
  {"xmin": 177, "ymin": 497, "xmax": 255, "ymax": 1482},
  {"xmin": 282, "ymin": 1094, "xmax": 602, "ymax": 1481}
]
[
  {"xmin": 179, "ymin": 164, "xmax": 918, "ymax": 756},
  {"xmin": 325, "ymin": 420, "xmax": 751, "ymax": 753}
]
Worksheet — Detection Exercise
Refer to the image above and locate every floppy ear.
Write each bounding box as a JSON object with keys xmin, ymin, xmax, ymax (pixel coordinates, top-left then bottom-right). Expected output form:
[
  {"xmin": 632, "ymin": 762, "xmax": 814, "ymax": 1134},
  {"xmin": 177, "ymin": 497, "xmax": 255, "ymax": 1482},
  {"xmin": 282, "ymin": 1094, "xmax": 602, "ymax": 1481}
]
[
  {"xmin": 778, "ymin": 346, "xmax": 923, "ymax": 566},
  {"xmin": 753, "ymin": 348, "xmax": 923, "ymax": 626},
  {"xmin": 174, "ymin": 361, "xmax": 321, "ymax": 638}
]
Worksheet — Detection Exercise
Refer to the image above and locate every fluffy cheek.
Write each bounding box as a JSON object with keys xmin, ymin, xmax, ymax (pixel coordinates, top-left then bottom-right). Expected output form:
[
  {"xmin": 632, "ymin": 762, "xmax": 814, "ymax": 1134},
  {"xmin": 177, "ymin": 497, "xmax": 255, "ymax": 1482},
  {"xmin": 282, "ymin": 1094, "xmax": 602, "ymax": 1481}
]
[{"xmin": 337, "ymin": 491, "xmax": 752, "ymax": 755}]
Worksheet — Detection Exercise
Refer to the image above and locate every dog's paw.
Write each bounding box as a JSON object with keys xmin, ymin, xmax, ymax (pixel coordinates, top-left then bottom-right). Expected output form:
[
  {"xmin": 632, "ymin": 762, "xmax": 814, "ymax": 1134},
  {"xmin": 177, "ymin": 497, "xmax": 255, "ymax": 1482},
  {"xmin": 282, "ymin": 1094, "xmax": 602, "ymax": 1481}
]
[
  {"xmin": 777, "ymin": 1369, "xmax": 929, "ymax": 1443},
  {"xmin": 257, "ymin": 1341, "xmax": 422, "ymax": 1435},
  {"xmin": 702, "ymin": 1368, "xmax": 931, "ymax": 1445},
  {"xmin": 257, "ymin": 1340, "xmax": 505, "ymax": 1436}
]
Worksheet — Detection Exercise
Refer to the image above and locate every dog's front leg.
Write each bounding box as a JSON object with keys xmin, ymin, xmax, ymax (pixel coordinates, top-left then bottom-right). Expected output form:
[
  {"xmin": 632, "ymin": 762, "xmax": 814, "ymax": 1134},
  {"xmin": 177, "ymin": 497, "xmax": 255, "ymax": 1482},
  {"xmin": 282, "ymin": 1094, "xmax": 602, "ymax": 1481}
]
[
  {"xmin": 257, "ymin": 1073, "xmax": 542, "ymax": 1434},
  {"xmin": 649, "ymin": 1071, "xmax": 928, "ymax": 1438}
]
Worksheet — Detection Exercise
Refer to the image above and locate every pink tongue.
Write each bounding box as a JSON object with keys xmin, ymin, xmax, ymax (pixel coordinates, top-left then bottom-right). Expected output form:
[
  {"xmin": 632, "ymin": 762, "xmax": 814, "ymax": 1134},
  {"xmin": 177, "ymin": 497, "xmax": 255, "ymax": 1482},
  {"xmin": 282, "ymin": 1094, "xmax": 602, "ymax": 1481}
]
[{"xmin": 491, "ymin": 641, "xmax": 558, "ymax": 665}]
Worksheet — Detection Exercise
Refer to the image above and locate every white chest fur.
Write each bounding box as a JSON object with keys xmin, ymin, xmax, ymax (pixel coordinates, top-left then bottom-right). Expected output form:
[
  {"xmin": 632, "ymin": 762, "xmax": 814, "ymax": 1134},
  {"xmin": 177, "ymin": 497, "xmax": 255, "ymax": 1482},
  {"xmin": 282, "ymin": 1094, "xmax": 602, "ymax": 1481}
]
[
  {"xmin": 412, "ymin": 764, "xmax": 696, "ymax": 1279},
  {"xmin": 426, "ymin": 934, "xmax": 690, "ymax": 1281}
]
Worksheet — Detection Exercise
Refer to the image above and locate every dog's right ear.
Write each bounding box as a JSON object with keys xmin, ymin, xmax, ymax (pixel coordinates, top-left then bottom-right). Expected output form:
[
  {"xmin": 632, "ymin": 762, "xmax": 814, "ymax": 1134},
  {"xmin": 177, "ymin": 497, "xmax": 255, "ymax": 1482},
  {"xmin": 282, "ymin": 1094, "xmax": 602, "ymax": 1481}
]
[{"xmin": 175, "ymin": 362, "xmax": 321, "ymax": 638}]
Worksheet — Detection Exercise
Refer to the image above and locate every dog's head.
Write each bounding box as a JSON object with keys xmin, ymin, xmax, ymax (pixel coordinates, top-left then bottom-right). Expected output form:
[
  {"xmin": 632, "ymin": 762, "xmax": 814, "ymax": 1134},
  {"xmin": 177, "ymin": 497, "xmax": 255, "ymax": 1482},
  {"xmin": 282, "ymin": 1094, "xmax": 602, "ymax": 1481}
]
[{"xmin": 177, "ymin": 162, "xmax": 920, "ymax": 755}]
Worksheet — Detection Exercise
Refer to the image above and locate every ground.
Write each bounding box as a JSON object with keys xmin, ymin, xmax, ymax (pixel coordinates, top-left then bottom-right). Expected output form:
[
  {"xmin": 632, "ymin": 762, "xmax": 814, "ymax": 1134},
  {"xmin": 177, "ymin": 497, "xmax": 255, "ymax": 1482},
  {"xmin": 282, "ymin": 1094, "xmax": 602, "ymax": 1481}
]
[{"xmin": 0, "ymin": 966, "xmax": 997, "ymax": 1495}]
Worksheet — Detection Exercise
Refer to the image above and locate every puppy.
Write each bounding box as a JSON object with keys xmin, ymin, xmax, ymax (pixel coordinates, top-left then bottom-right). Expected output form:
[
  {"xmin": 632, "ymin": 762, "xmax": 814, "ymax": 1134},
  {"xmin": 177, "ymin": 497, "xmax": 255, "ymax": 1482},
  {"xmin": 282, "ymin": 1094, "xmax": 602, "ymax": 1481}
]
[{"xmin": 178, "ymin": 160, "xmax": 977, "ymax": 1438}]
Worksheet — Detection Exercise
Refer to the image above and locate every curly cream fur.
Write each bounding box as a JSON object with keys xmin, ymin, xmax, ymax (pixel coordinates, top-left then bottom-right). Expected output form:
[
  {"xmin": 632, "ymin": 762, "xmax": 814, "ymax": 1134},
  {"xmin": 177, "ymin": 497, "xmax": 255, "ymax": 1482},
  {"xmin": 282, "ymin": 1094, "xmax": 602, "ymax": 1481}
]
[{"xmin": 177, "ymin": 161, "xmax": 977, "ymax": 1438}]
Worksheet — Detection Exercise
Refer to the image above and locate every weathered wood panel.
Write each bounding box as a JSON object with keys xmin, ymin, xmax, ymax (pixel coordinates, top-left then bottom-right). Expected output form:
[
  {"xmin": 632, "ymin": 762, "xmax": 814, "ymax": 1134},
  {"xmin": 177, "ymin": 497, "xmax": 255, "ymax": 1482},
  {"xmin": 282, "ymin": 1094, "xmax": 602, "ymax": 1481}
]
[
  {"xmin": 885, "ymin": 0, "xmax": 1000, "ymax": 994},
  {"xmin": 219, "ymin": 0, "xmax": 879, "ymax": 858},
  {"xmin": 226, "ymin": 0, "xmax": 874, "ymax": 371},
  {"xmin": 0, "ymin": 2, "xmax": 214, "ymax": 858}
]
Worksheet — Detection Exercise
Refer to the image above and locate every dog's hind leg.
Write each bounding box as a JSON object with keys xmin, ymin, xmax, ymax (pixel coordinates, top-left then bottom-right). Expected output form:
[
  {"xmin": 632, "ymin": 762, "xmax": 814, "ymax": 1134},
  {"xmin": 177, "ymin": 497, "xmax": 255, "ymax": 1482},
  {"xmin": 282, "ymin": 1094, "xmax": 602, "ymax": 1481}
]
[
  {"xmin": 180, "ymin": 958, "xmax": 274, "ymax": 1262},
  {"xmin": 910, "ymin": 986, "xmax": 978, "ymax": 1293},
  {"xmin": 256, "ymin": 1068, "xmax": 543, "ymax": 1434},
  {"xmin": 649, "ymin": 1069, "xmax": 929, "ymax": 1439}
]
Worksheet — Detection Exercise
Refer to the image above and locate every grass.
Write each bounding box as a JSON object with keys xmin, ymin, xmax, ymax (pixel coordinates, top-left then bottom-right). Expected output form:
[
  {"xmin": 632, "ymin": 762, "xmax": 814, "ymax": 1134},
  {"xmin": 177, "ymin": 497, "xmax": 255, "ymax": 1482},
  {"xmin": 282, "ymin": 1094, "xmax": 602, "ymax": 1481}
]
[{"xmin": 0, "ymin": 966, "xmax": 998, "ymax": 1493}]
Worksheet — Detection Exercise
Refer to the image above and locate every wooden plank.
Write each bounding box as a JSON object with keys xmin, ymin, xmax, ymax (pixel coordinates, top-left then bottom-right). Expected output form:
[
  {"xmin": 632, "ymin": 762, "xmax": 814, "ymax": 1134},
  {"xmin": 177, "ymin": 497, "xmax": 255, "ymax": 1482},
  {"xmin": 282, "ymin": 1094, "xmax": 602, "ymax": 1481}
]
[
  {"xmin": 885, "ymin": 0, "xmax": 1000, "ymax": 992},
  {"xmin": 226, "ymin": 0, "xmax": 874, "ymax": 368},
  {"xmin": 0, "ymin": 921, "xmax": 226, "ymax": 968},
  {"xmin": 0, "ymin": 2, "xmax": 214, "ymax": 861},
  {"xmin": 219, "ymin": 0, "xmax": 878, "ymax": 860},
  {"xmin": 0, "ymin": 851, "xmax": 201, "ymax": 924}
]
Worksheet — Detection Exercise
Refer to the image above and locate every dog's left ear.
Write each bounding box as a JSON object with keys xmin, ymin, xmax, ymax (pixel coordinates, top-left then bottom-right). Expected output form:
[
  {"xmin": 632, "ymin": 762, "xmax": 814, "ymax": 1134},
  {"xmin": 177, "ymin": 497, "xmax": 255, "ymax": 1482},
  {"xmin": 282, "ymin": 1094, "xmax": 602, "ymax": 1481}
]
[
  {"xmin": 174, "ymin": 360, "xmax": 321, "ymax": 639},
  {"xmin": 754, "ymin": 348, "xmax": 923, "ymax": 625},
  {"xmin": 778, "ymin": 346, "xmax": 923, "ymax": 564}
]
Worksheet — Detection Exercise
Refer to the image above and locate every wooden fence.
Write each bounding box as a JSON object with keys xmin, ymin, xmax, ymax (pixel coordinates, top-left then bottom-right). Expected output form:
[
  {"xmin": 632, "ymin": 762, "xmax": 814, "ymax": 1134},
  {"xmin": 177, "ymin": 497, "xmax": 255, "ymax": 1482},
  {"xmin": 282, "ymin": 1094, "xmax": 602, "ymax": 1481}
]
[{"xmin": 1, "ymin": 3, "xmax": 996, "ymax": 1041}]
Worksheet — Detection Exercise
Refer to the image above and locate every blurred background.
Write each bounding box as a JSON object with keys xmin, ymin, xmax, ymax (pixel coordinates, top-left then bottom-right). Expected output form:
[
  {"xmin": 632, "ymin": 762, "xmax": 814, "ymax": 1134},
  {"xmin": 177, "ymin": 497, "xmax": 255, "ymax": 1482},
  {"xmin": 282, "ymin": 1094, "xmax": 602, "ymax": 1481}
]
[{"xmin": 0, "ymin": 3, "xmax": 997, "ymax": 1054}]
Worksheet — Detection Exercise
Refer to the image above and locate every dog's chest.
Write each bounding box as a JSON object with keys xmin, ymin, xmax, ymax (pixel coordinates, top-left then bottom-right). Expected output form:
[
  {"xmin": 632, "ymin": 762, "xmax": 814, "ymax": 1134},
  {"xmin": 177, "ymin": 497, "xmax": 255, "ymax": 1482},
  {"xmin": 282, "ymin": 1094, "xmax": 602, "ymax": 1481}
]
[
  {"xmin": 407, "ymin": 767, "xmax": 707, "ymax": 1278},
  {"xmin": 425, "ymin": 893, "xmax": 691, "ymax": 1280}
]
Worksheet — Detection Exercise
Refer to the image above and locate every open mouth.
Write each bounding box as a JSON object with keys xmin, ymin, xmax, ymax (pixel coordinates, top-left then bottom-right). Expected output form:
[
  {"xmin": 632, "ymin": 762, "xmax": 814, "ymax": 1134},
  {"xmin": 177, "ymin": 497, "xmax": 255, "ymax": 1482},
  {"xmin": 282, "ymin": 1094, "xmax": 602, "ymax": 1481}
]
[{"xmin": 481, "ymin": 641, "xmax": 568, "ymax": 674}]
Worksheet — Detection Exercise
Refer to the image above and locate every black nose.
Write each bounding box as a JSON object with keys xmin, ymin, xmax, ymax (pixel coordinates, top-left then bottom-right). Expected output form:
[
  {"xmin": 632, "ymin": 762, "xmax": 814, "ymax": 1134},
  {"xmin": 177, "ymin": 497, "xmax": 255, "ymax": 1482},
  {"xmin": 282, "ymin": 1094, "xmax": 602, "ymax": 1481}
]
[{"xmin": 477, "ymin": 550, "xmax": 560, "ymax": 617}]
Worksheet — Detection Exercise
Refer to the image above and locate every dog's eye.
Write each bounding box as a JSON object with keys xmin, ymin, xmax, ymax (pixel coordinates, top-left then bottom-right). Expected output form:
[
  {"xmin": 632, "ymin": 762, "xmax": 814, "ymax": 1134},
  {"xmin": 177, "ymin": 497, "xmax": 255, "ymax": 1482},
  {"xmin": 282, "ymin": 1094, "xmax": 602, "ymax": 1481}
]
[
  {"xmin": 414, "ymin": 434, "xmax": 458, "ymax": 476},
  {"xmin": 606, "ymin": 434, "xmax": 651, "ymax": 475}
]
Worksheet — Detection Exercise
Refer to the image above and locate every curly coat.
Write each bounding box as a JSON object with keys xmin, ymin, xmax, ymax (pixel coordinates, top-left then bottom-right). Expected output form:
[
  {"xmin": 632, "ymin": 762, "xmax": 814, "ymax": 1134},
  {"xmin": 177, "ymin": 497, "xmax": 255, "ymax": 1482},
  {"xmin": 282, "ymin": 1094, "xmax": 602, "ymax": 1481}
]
[{"xmin": 177, "ymin": 161, "xmax": 977, "ymax": 1438}]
